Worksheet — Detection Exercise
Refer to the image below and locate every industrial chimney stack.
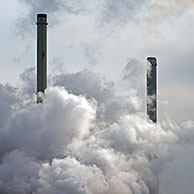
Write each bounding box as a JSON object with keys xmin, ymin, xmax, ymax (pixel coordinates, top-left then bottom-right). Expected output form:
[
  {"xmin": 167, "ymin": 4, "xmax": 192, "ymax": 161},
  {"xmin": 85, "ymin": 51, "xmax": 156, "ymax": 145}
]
[
  {"xmin": 36, "ymin": 14, "xmax": 48, "ymax": 103},
  {"xmin": 147, "ymin": 57, "xmax": 157, "ymax": 123}
]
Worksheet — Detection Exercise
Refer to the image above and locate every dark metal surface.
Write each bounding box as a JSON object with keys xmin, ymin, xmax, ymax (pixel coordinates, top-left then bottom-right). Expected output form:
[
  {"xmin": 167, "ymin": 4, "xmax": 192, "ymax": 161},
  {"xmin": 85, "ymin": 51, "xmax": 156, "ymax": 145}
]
[
  {"xmin": 37, "ymin": 14, "xmax": 47, "ymax": 95},
  {"xmin": 147, "ymin": 57, "xmax": 157, "ymax": 123},
  {"xmin": 37, "ymin": 14, "xmax": 47, "ymax": 18}
]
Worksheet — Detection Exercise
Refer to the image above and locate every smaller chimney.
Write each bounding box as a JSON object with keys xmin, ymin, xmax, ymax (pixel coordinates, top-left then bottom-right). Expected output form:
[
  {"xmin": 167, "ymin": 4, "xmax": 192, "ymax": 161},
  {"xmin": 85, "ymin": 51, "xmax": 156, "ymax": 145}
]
[
  {"xmin": 146, "ymin": 57, "xmax": 157, "ymax": 123},
  {"xmin": 36, "ymin": 14, "xmax": 48, "ymax": 103}
]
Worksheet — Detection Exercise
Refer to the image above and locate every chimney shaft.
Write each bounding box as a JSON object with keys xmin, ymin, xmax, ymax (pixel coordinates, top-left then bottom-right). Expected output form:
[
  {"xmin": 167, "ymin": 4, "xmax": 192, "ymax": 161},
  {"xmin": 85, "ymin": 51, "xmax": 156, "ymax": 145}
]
[
  {"xmin": 147, "ymin": 57, "xmax": 157, "ymax": 123},
  {"xmin": 36, "ymin": 14, "xmax": 48, "ymax": 96}
]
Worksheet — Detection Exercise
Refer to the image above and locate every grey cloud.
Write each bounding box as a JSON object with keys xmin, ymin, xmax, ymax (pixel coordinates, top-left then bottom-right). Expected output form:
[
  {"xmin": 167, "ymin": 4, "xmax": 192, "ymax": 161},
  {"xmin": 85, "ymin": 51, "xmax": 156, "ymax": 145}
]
[
  {"xmin": 3, "ymin": 0, "xmax": 194, "ymax": 192},
  {"xmin": 122, "ymin": 58, "xmax": 145, "ymax": 89},
  {"xmin": 101, "ymin": 0, "xmax": 147, "ymax": 24},
  {"xmin": 142, "ymin": 0, "xmax": 194, "ymax": 31},
  {"xmin": 19, "ymin": 0, "xmax": 84, "ymax": 18},
  {"xmin": 0, "ymin": 84, "xmax": 18, "ymax": 128},
  {"xmin": 19, "ymin": 67, "xmax": 35, "ymax": 97},
  {"xmin": 52, "ymin": 69, "xmax": 115, "ymax": 102},
  {"xmin": 0, "ymin": 66, "xmax": 193, "ymax": 194},
  {"xmin": 0, "ymin": 86, "xmax": 95, "ymax": 160},
  {"xmin": 52, "ymin": 69, "xmax": 142, "ymax": 122},
  {"xmin": 16, "ymin": 0, "xmax": 148, "ymax": 35},
  {"xmin": 0, "ymin": 150, "xmax": 40, "ymax": 194},
  {"xmin": 16, "ymin": 0, "xmax": 87, "ymax": 34}
]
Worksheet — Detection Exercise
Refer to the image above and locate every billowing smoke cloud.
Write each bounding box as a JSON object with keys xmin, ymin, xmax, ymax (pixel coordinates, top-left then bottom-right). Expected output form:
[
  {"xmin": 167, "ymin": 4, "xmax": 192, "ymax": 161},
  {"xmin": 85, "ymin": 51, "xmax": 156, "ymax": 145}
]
[
  {"xmin": 16, "ymin": 0, "xmax": 91, "ymax": 34},
  {"xmin": 52, "ymin": 69, "xmax": 142, "ymax": 122},
  {"xmin": 99, "ymin": 0, "xmax": 146, "ymax": 25},
  {"xmin": 1, "ymin": 65, "xmax": 193, "ymax": 194},
  {"xmin": 0, "ymin": 83, "xmax": 18, "ymax": 128},
  {"xmin": 19, "ymin": 0, "xmax": 194, "ymax": 28},
  {"xmin": 2, "ymin": 2, "xmax": 194, "ymax": 191},
  {"xmin": 17, "ymin": 0, "xmax": 148, "ymax": 33},
  {"xmin": 18, "ymin": 0, "xmax": 99, "ymax": 23},
  {"xmin": 159, "ymin": 118, "xmax": 194, "ymax": 194},
  {"xmin": 0, "ymin": 86, "xmax": 95, "ymax": 159},
  {"xmin": 19, "ymin": 0, "xmax": 146, "ymax": 22},
  {"xmin": 122, "ymin": 58, "xmax": 145, "ymax": 93},
  {"xmin": 3, "ymin": 0, "xmax": 194, "ymax": 189}
]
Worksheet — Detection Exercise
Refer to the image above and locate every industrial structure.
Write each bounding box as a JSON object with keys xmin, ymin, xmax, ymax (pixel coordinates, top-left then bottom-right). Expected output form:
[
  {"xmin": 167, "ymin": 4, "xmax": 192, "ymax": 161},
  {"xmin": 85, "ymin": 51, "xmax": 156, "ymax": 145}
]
[
  {"xmin": 34, "ymin": 12, "xmax": 159, "ymax": 194},
  {"xmin": 35, "ymin": 14, "xmax": 158, "ymax": 122},
  {"xmin": 36, "ymin": 14, "xmax": 48, "ymax": 103},
  {"xmin": 147, "ymin": 57, "xmax": 157, "ymax": 123}
]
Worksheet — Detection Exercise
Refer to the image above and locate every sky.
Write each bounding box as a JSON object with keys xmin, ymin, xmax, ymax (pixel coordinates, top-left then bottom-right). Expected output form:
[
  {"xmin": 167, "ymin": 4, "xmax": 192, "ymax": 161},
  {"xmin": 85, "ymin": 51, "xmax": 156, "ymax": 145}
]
[
  {"xmin": 0, "ymin": 0, "xmax": 194, "ymax": 121},
  {"xmin": 0, "ymin": 0, "xmax": 194, "ymax": 194}
]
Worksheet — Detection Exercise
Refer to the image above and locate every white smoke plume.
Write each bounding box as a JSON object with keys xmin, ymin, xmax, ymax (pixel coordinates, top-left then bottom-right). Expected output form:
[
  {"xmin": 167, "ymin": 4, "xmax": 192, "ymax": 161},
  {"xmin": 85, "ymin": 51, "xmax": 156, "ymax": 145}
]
[
  {"xmin": 17, "ymin": 0, "xmax": 148, "ymax": 34},
  {"xmin": 52, "ymin": 69, "xmax": 142, "ymax": 122},
  {"xmin": 122, "ymin": 58, "xmax": 145, "ymax": 93},
  {"xmin": 19, "ymin": 0, "xmax": 146, "ymax": 22},
  {"xmin": 1, "ymin": 65, "xmax": 193, "ymax": 194},
  {"xmin": 19, "ymin": 0, "xmax": 194, "ymax": 29},
  {"xmin": 0, "ymin": 83, "xmax": 17, "ymax": 128}
]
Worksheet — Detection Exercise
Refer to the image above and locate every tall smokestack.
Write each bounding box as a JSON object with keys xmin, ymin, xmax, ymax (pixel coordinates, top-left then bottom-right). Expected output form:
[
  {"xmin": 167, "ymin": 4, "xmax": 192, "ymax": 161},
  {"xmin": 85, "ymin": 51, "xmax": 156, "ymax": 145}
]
[
  {"xmin": 146, "ymin": 57, "xmax": 157, "ymax": 123},
  {"xmin": 36, "ymin": 14, "xmax": 48, "ymax": 102}
]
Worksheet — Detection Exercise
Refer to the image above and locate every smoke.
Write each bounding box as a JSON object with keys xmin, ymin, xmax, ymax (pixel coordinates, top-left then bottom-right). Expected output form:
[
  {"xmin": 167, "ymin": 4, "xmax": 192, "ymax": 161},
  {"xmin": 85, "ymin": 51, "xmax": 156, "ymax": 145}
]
[
  {"xmin": 99, "ymin": 0, "xmax": 146, "ymax": 25},
  {"xmin": 122, "ymin": 58, "xmax": 145, "ymax": 93},
  {"xmin": 0, "ymin": 83, "xmax": 18, "ymax": 128},
  {"xmin": 148, "ymin": 0, "xmax": 194, "ymax": 15},
  {"xmin": 19, "ymin": 0, "xmax": 146, "ymax": 22},
  {"xmin": 1, "ymin": 65, "xmax": 193, "ymax": 193},
  {"xmin": 2, "ymin": 2, "xmax": 194, "ymax": 192},
  {"xmin": 18, "ymin": 0, "xmax": 194, "ymax": 29},
  {"xmin": 0, "ymin": 86, "xmax": 95, "ymax": 159},
  {"xmin": 17, "ymin": 0, "xmax": 148, "ymax": 34},
  {"xmin": 3, "ymin": 3, "xmax": 194, "ymax": 191},
  {"xmin": 142, "ymin": 0, "xmax": 194, "ymax": 39},
  {"xmin": 16, "ymin": 0, "xmax": 91, "ymax": 34},
  {"xmin": 158, "ymin": 118, "xmax": 194, "ymax": 194},
  {"xmin": 52, "ymin": 69, "xmax": 142, "ymax": 122}
]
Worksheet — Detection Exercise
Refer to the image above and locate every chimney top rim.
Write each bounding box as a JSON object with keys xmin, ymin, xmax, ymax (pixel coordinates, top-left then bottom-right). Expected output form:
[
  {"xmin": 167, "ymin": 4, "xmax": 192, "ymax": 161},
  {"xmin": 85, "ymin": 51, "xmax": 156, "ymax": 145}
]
[
  {"xmin": 37, "ymin": 14, "xmax": 47, "ymax": 18},
  {"xmin": 147, "ymin": 57, "xmax": 157, "ymax": 66},
  {"xmin": 147, "ymin": 56, "xmax": 157, "ymax": 60}
]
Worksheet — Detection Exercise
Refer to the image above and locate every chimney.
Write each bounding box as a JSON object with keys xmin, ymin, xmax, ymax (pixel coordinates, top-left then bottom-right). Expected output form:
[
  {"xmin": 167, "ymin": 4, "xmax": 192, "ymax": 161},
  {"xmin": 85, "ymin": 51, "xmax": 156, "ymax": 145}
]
[
  {"xmin": 36, "ymin": 14, "xmax": 48, "ymax": 103},
  {"xmin": 146, "ymin": 57, "xmax": 157, "ymax": 123}
]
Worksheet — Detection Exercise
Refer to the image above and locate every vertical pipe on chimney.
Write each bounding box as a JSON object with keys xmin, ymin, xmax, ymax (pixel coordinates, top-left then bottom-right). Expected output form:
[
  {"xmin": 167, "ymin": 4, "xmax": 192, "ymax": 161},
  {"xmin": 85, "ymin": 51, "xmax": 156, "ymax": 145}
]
[
  {"xmin": 36, "ymin": 14, "xmax": 48, "ymax": 103},
  {"xmin": 146, "ymin": 57, "xmax": 157, "ymax": 123}
]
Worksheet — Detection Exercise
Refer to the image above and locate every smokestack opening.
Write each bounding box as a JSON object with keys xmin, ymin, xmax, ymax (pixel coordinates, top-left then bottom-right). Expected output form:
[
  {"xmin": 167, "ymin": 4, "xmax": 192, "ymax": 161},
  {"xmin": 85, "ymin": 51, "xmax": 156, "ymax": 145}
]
[
  {"xmin": 36, "ymin": 13, "xmax": 48, "ymax": 103},
  {"xmin": 146, "ymin": 56, "xmax": 157, "ymax": 123},
  {"xmin": 37, "ymin": 14, "xmax": 47, "ymax": 18}
]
